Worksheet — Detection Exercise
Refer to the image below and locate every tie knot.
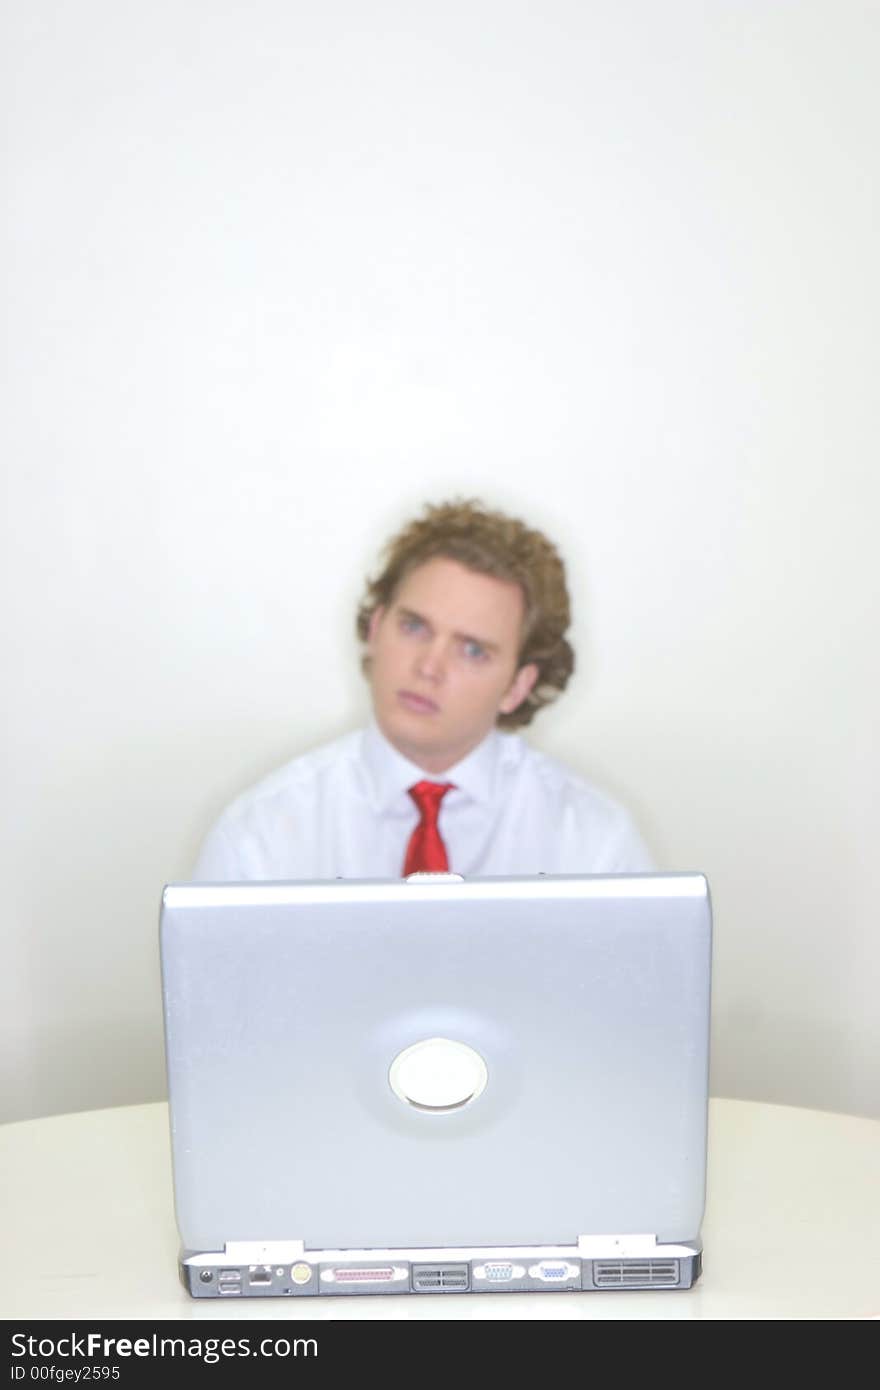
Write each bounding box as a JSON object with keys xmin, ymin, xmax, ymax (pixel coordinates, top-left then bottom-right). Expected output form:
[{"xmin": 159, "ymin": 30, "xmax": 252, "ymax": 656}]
[{"xmin": 408, "ymin": 781, "xmax": 454, "ymax": 822}]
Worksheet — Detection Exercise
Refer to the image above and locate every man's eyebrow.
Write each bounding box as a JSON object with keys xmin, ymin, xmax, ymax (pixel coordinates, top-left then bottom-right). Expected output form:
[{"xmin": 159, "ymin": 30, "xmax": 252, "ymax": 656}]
[
  {"xmin": 396, "ymin": 605, "xmax": 431, "ymax": 628},
  {"xmin": 454, "ymin": 629, "xmax": 499, "ymax": 652}
]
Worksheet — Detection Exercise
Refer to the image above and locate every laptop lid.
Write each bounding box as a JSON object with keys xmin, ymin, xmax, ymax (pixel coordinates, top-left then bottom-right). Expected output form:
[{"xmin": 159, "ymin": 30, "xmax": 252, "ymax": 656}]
[{"xmin": 160, "ymin": 873, "xmax": 711, "ymax": 1255}]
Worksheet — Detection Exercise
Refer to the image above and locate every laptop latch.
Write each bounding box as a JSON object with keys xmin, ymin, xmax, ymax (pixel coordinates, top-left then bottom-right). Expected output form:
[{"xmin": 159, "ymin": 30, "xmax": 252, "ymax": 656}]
[{"xmin": 404, "ymin": 872, "xmax": 465, "ymax": 884}]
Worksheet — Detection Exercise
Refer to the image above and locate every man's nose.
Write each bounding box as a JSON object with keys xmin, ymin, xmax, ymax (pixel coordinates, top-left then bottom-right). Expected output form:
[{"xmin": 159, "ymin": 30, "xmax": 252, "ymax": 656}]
[{"xmin": 415, "ymin": 639, "xmax": 448, "ymax": 682}]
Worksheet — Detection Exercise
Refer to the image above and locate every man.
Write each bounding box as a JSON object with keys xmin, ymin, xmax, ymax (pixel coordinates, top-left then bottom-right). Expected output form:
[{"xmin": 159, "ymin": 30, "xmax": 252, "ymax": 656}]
[{"xmin": 191, "ymin": 499, "xmax": 653, "ymax": 880}]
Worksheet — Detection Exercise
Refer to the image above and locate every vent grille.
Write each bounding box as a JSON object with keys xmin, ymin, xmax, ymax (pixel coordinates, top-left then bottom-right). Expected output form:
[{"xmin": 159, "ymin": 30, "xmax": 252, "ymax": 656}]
[
  {"xmin": 412, "ymin": 1264, "xmax": 470, "ymax": 1292},
  {"xmin": 594, "ymin": 1259, "xmax": 679, "ymax": 1288}
]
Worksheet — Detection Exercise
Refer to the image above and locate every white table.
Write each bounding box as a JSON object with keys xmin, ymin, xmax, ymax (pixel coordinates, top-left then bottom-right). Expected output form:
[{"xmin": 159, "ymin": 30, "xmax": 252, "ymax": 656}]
[{"xmin": 2, "ymin": 1098, "xmax": 878, "ymax": 1320}]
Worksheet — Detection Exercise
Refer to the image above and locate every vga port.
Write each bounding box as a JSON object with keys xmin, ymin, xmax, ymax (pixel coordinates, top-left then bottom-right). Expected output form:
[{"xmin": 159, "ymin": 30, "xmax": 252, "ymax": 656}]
[{"xmin": 528, "ymin": 1260, "xmax": 579, "ymax": 1283}]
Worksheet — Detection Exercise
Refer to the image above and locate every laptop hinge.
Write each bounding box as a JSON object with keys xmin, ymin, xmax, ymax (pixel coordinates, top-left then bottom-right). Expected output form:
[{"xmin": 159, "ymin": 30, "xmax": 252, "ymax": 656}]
[
  {"xmin": 221, "ymin": 1240, "xmax": 305, "ymax": 1263},
  {"xmin": 577, "ymin": 1234, "xmax": 658, "ymax": 1258}
]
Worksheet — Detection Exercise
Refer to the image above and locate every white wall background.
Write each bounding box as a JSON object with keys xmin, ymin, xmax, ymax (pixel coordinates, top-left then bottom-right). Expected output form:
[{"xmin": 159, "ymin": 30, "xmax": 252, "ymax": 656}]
[{"xmin": 2, "ymin": 1, "xmax": 877, "ymax": 1124}]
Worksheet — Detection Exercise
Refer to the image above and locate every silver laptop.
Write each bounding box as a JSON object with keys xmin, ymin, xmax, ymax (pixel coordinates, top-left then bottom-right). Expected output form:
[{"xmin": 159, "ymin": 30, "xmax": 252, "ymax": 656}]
[{"xmin": 160, "ymin": 872, "xmax": 712, "ymax": 1298}]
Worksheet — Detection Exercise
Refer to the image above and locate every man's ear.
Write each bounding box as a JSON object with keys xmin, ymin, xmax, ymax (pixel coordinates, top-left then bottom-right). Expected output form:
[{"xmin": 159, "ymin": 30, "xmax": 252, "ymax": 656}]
[
  {"xmin": 499, "ymin": 662, "xmax": 539, "ymax": 715},
  {"xmin": 367, "ymin": 606, "xmax": 385, "ymax": 644}
]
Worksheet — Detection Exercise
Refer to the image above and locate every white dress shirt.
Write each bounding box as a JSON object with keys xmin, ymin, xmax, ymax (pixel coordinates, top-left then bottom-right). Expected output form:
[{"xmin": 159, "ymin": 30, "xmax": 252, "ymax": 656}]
[{"xmin": 191, "ymin": 723, "xmax": 654, "ymax": 881}]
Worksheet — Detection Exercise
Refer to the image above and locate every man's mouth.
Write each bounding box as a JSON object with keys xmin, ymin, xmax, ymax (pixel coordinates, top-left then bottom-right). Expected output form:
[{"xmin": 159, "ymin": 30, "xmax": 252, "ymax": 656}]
[{"xmin": 397, "ymin": 690, "xmax": 439, "ymax": 714}]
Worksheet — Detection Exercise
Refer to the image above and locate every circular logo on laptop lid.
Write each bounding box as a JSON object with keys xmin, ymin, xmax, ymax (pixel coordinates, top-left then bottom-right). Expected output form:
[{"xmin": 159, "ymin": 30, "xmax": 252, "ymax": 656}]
[{"xmin": 388, "ymin": 1037, "xmax": 489, "ymax": 1112}]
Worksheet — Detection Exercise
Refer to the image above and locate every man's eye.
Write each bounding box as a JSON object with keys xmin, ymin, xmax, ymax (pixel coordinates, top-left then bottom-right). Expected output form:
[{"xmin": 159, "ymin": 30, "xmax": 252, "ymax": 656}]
[
  {"xmin": 400, "ymin": 615, "xmax": 424, "ymax": 633},
  {"xmin": 462, "ymin": 640, "xmax": 487, "ymax": 661}
]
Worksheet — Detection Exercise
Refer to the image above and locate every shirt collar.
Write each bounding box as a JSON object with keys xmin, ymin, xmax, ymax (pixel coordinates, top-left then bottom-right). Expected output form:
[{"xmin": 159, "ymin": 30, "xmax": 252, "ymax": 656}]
[{"xmin": 363, "ymin": 719, "xmax": 502, "ymax": 812}]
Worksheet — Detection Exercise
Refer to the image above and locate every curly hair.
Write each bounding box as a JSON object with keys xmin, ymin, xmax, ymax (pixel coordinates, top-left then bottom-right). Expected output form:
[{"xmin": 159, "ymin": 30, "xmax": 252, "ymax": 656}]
[{"xmin": 356, "ymin": 499, "xmax": 574, "ymax": 728}]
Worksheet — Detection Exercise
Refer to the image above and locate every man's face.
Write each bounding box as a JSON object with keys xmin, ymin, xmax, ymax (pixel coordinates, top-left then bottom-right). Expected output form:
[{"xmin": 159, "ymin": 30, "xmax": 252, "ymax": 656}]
[{"xmin": 367, "ymin": 557, "xmax": 539, "ymax": 773}]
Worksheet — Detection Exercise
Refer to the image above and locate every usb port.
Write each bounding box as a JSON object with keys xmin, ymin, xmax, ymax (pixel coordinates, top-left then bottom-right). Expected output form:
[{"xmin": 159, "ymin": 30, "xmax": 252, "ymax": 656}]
[{"xmin": 218, "ymin": 1268, "xmax": 242, "ymax": 1295}]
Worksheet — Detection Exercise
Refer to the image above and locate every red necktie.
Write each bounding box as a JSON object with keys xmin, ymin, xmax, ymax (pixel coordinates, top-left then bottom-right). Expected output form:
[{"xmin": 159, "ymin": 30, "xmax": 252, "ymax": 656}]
[{"xmin": 403, "ymin": 781, "xmax": 455, "ymax": 875}]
